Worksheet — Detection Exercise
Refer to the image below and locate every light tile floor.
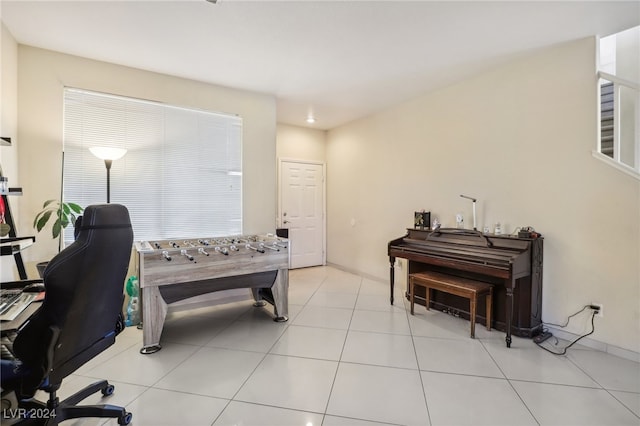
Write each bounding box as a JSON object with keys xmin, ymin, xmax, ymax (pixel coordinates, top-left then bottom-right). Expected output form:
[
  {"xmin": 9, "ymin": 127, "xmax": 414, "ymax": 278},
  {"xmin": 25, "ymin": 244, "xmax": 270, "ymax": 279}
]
[{"xmin": 40, "ymin": 266, "xmax": 640, "ymax": 425}]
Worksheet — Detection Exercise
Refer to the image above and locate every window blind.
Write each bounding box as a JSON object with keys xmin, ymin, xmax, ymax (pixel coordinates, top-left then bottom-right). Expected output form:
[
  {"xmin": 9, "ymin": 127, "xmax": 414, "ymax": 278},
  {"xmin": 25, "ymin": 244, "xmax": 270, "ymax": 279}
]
[{"xmin": 63, "ymin": 88, "xmax": 242, "ymax": 243}]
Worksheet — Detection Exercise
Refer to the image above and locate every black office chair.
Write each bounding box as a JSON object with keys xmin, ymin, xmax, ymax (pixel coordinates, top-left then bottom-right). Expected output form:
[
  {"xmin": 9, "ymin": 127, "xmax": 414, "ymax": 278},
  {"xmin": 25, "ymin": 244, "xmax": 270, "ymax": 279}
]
[{"xmin": 1, "ymin": 204, "xmax": 134, "ymax": 425}]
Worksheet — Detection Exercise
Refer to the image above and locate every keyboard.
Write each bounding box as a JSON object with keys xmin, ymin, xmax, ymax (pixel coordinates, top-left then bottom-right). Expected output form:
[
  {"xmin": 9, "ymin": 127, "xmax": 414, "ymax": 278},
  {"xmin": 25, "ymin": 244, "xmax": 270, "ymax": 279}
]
[
  {"xmin": 0, "ymin": 291, "xmax": 37, "ymax": 321},
  {"xmin": 0, "ymin": 289, "xmax": 23, "ymax": 314}
]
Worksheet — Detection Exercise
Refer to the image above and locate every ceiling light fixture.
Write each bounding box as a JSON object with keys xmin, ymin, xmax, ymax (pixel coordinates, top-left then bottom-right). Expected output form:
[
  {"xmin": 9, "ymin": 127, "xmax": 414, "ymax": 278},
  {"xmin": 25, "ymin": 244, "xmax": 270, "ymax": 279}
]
[{"xmin": 306, "ymin": 116, "xmax": 316, "ymax": 124}]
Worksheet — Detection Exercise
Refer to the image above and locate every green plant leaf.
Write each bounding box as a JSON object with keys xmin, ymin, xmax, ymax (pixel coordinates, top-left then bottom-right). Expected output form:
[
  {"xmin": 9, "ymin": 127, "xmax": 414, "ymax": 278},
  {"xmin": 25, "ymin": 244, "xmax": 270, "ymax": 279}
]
[
  {"xmin": 68, "ymin": 203, "xmax": 83, "ymax": 214},
  {"xmin": 33, "ymin": 212, "xmax": 43, "ymax": 228},
  {"xmin": 36, "ymin": 210, "xmax": 53, "ymax": 232},
  {"xmin": 52, "ymin": 220, "xmax": 62, "ymax": 239},
  {"xmin": 34, "ymin": 199, "xmax": 84, "ymax": 244}
]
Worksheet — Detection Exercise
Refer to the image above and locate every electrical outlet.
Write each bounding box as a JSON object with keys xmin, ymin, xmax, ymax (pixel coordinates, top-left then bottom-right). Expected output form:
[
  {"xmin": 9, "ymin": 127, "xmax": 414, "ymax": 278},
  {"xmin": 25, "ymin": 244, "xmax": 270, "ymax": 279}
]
[{"xmin": 591, "ymin": 303, "xmax": 603, "ymax": 318}]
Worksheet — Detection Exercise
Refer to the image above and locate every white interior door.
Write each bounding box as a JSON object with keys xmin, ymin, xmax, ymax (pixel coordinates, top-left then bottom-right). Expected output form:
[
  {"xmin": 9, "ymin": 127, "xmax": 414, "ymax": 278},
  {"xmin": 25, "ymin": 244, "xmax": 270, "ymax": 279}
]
[{"xmin": 279, "ymin": 160, "xmax": 325, "ymax": 269}]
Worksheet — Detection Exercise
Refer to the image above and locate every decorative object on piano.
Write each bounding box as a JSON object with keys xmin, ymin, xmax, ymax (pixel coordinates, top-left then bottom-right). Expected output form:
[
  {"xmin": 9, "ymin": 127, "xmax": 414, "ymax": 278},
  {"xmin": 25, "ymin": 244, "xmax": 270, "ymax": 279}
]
[
  {"xmin": 459, "ymin": 194, "xmax": 477, "ymax": 230},
  {"xmin": 414, "ymin": 211, "xmax": 430, "ymax": 230},
  {"xmin": 33, "ymin": 199, "xmax": 84, "ymax": 240},
  {"xmin": 432, "ymin": 217, "xmax": 441, "ymax": 230},
  {"xmin": 455, "ymin": 213, "xmax": 464, "ymax": 229},
  {"xmin": 482, "ymin": 225, "xmax": 491, "ymax": 234},
  {"xmin": 494, "ymin": 222, "xmax": 502, "ymax": 235},
  {"xmin": 517, "ymin": 226, "xmax": 541, "ymax": 239}
]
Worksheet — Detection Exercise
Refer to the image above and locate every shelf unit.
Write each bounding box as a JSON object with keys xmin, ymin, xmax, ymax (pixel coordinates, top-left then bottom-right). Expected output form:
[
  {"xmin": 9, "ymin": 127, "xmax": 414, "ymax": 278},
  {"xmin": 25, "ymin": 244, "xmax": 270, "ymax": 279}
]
[{"xmin": 1, "ymin": 189, "xmax": 36, "ymax": 281}]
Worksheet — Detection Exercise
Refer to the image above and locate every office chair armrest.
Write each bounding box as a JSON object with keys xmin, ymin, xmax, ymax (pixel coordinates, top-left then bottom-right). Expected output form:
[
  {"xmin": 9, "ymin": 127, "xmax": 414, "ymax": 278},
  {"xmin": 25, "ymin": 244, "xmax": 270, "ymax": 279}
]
[
  {"xmin": 43, "ymin": 325, "xmax": 61, "ymax": 374},
  {"xmin": 16, "ymin": 325, "xmax": 60, "ymax": 398}
]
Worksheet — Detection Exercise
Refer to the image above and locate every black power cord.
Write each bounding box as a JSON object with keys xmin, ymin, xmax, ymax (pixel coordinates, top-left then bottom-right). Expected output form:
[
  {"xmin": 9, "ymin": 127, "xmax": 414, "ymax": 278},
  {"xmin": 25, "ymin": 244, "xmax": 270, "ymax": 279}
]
[
  {"xmin": 536, "ymin": 308, "xmax": 597, "ymax": 356},
  {"xmin": 544, "ymin": 304, "xmax": 591, "ymax": 328}
]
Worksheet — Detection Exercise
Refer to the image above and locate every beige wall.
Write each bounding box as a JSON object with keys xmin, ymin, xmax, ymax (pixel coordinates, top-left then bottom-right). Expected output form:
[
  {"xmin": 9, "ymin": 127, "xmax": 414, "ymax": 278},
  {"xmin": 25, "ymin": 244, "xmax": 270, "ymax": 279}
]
[
  {"xmin": 326, "ymin": 38, "xmax": 640, "ymax": 353},
  {"xmin": 276, "ymin": 123, "xmax": 326, "ymax": 163},
  {"xmin": 1, "ymin": 23, "xmax": 19, "ymax": 281},
  {"xmin": 15, "ymin": 45, "xmax": 277, "ymax": 274}
]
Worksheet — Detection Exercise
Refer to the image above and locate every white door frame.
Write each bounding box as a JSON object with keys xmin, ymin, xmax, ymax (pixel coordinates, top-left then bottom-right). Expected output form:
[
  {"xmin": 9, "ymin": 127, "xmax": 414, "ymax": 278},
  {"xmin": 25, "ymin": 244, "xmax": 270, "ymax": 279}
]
[{"xmin": 277, "ymin": 158, "xmax": 326, "ymax": 267}]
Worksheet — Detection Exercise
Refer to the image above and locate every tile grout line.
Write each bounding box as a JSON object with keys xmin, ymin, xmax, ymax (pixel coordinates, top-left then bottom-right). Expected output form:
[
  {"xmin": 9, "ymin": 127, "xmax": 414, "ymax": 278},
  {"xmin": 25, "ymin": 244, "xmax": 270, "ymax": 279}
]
[
  {"xmin": 477, "ymin": 338, "xmax": 542, "ymax": 426},
  {"xmin": 404, "ymin": 286, "xmax": 434, "ymax": 426},
  {"xmin": 564, "ymin": 352, "xmax": 640, "ymax": 420},
  {"xmin": 320, "ymin": 275, "xmax": 362, "ymax": 425},
  {"xmin": 215, "ymin": 271, "xmax": 332, "ymax": 425}
]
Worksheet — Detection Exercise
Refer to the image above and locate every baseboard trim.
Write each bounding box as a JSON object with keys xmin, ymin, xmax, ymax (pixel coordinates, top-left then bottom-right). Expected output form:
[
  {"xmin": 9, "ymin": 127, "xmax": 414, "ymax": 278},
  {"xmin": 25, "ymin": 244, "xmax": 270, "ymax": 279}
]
[
  {"xmin": 325, "ymin": 262, "xmax": 386, "ymax": 284},
  {"xmin": 540, "ymin": 325, "xmax": 639, "ymax": 362}
]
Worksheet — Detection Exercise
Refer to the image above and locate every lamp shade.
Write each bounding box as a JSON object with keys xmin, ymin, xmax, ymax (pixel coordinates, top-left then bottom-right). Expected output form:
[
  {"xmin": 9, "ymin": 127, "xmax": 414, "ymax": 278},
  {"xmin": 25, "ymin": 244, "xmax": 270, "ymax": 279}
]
[{"xmin": 89, "ymin": 147, "xmax": 127, "ymax": 161}]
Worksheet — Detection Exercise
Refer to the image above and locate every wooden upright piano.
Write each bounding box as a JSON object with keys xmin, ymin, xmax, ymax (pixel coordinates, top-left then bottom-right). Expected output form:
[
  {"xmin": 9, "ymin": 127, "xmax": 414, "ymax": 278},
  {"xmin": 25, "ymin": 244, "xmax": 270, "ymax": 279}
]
[{"xmin": 388, "ymin": 228, "xmax": 543, "ymax": 347}]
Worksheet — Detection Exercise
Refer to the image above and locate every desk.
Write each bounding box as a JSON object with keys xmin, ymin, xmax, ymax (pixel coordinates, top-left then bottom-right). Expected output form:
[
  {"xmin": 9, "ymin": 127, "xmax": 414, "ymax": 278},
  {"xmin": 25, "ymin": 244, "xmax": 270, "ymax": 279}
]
[
  {"xmin": 136, "ymin": 234, "xmax": 290, "ymax": 354},
  {"xmin": 0, "ymin": 236, "xmax": 35, "ymax": 256}
]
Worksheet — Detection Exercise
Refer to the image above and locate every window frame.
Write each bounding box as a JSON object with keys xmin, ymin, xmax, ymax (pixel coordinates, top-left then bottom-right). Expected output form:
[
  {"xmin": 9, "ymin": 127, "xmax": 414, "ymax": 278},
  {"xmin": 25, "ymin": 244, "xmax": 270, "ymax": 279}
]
[
  {"xmin": 62, "ymin": 87, "xmax": 243, "ymax": 243},
  {"xmin": 594, "ymin": 71, "xmax": 640, "ymax": 180}
]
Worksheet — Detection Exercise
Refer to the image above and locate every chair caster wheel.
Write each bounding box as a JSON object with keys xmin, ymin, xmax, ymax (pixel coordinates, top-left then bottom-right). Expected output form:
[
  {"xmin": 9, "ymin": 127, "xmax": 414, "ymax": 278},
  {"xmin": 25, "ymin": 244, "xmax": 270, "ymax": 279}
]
[
  {"xmin": 102, "ymin": 384, "xmax": 115, "ymax": 396},
  {"xmin": 119, "ymin": 412, "xmax": 133, "ymax": 425}
]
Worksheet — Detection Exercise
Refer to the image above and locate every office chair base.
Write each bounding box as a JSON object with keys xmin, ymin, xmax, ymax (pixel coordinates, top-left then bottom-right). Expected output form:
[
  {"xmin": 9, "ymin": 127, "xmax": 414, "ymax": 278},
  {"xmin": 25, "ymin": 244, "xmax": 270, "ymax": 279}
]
[
  {"xmin": 46, "ymin": 379, "xmax": 131, "ymax": 425},
  {"xmin": 6, "ymin": 380, "xmax": 132, "ymax": 426}
]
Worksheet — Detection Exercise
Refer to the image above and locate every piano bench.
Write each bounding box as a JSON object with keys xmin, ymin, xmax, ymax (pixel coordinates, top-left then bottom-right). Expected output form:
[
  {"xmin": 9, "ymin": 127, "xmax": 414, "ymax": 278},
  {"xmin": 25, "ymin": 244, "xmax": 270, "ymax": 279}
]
[{"xmin": 409, "ymin": 271, "xmax": 493, "ymax": 339}]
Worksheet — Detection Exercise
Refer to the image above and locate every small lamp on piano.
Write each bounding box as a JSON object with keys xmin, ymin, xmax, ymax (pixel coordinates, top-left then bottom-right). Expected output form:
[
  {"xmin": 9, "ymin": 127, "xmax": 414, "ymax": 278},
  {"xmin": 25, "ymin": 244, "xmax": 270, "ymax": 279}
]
[{"xmin": 89, "ymin": 147, "xmax": 127, "ymax": 203}]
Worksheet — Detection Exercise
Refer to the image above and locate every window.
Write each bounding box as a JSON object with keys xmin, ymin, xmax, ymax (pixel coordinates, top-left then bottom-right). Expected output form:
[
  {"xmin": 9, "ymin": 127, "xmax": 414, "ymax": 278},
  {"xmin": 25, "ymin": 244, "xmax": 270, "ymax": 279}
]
[
  {"xmin": 63, "ymin": 88, "xmax": 243, "ymax": 243},
  {"xmin": 596, "ymin": 26, "xmax": 640, "ymax": 179}
]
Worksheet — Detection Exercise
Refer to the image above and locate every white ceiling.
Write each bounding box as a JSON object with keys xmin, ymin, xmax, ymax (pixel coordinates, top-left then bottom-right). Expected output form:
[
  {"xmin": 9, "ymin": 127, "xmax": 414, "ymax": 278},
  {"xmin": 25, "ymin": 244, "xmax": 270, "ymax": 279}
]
[{"xmin": 1, "ymin": 0, "xmax": 639, "ymax": 130}]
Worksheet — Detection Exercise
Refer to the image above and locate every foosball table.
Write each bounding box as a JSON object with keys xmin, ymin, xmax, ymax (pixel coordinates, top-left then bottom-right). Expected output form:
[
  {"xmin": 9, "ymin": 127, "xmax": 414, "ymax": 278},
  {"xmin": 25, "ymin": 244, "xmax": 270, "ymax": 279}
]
[{"xmin": 134, "ymin": 233, "xmax": 290, "ymax": 354}]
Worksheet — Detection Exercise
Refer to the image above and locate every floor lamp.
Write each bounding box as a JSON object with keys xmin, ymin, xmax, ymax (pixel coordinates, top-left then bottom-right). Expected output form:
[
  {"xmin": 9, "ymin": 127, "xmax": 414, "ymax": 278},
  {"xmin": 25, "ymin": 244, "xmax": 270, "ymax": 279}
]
[{"xmin": 89, "ymin": 147, "xmax": 127, "ymax": 203}]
